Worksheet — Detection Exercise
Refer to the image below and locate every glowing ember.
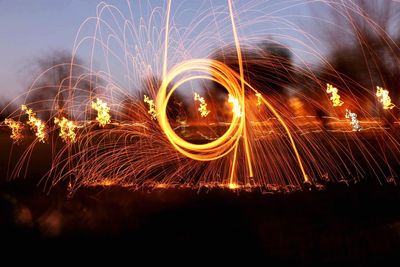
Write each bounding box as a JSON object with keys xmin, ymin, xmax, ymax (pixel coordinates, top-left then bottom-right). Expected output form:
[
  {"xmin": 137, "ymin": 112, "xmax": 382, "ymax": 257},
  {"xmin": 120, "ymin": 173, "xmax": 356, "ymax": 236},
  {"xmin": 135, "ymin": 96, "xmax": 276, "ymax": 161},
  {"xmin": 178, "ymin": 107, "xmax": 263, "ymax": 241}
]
[
  {"xmin": 255, "ymin": 92, "xmax": 262, "ymax": 108},
  {"xmin": 345, "ymin": 109, "xmax": 361, "ymax": 131},
  {"xmin": 4, "ymin": 118, "xmax": 23, "ymax": 143},
  {"xmin": 228, "ymin": 183, "xmax": 239, "ymax": 190},
  {"xmin": 194, "ymin": 92, "xmax": 210, "ymax": 117},
  {"xmin": 144, "ymin": 95, "xmax": 157, "ymax": 120},
  {"xmin": 326, "ymin": 83, "xmax": 344, "ymax": 107},
  {"xmin": 376, "ymin": 86, "xmax": 395, "ymax": 110},
  {"xmin": 54, "ymin": 117, "xmax": 78, "ymax": 143},
  {"xmin": 21, "ymin": 105, "xmax": 47, "ymax": 142},
  {"xmin": 91, "ymin": 98, "xmax": 111, "ymax": 127},
  {"xmin": 228, "ymin": 94, "xmax": 242, "ymax": 117}
]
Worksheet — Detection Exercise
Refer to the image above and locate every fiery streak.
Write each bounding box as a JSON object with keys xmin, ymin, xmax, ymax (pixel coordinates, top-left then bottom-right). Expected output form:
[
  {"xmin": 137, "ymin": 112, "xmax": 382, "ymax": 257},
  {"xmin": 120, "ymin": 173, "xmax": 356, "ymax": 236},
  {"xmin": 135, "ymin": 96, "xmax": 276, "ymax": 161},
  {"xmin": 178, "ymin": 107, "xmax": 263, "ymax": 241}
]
[
  {"xmin": 326, "ymin": 83, "xmax": 344, "ymax": 107},
  {"xmin": 144, "ymin": 95, "xmax": 157, "ymax": 120},
  {"xmin": 376, "ymin": 86, "xmax": 395, "ymax": 110},
  {"xmin": 21, "ymin": 105, "xmax": 47, "ymax": 142},
  {"xmin": 54, "ymin": 117, "xmax": 78, "ymax": 143},
  {"xmin": 4, "ymin": 118, "xmax": 23, "ymax": 143},
  {"xmin": 345, "ymin": 109, "xmax": 361, "ymax": 131},
  {"xmin": 228, "ymin": 94, "xmax": 242, "ymax": 117},
  {"xmin": 91, "ymin": 98, "xmax": 111, "ymax": 127},
  {"xmin": 194, "ymin": 92, "xmax": 210, "ymax": 117}
]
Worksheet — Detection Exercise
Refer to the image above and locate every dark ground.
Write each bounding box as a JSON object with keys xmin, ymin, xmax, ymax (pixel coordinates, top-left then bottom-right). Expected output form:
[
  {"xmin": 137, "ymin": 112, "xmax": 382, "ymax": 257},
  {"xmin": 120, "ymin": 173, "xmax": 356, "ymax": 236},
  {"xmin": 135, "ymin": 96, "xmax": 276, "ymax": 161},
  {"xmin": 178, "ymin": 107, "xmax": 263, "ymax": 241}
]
[{"xmin": 1, "ymin": 131, "xmax": 400, "ymax": 264}]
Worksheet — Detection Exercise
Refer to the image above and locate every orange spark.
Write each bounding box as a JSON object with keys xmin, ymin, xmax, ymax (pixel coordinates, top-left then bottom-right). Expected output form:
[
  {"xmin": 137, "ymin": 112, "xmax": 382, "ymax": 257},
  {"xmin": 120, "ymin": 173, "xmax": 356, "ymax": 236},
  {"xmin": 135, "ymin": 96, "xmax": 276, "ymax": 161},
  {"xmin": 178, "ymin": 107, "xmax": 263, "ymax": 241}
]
[
  {"xmin": 326, "ymin": 83, "xmax": 344, "ymax": 107},
  {"xmin": 194, "ymin": 92, "xmax": 210, "ymax": 117},
  {"xmin": 228, "ymin": 94, "xmax": 242, "ymax": 117},
  {"xmin": 345, "ymin": 109, "xmax": 361, "ymax": 131},
  {"xmin": 144, "ymin": 95, "xmax": 157, "ymax": 120},
  {"xmin": 21, "ymin": 105, "xmax": 47, "ymax": 142},
  {"xmin": 91, "ymin": 98, "xmax": 111, "ymax": 127},
  {"xmin": 255, "ymin": 92, "xmax": 262, "ymax": 108},
  {"xmin": 376, "ymin": 86, "xmax": 395, "ymax": 110},
  {"xmin": 54, "ymin": 117, "xmax": 78, "ymax": 143},
  {"xmin": 4, "ymin": 118, "xmax": 23, "ymax": 143}
]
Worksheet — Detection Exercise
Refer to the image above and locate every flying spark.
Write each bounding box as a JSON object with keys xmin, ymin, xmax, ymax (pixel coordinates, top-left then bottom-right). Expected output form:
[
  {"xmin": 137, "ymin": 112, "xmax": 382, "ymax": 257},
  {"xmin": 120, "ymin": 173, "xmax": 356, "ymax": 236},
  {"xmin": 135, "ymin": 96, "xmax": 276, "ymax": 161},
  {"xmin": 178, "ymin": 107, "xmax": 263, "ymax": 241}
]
[
  {"xmin": 21, "ymin": 105, "xmax": 47, "ymax": 142},
  {"xmin": 194, "ymin": 92, "xmax": 210, "ymax": 117},
  {"xmin": 326, "ymin": 83, "xmax": 344, "ymax": 107},
  {"xmin": 54, "ymin": 117, "xmax": 78, "ymax": 143},
  {"xmin": 345, "ymin": 109, "xmax": 361, "ymax": 131},
  {"xmin": 255, "ymin": 92, "xmax": 262, "ymax": 108},
  {"xmin": 376, "ymin": 86, "xmax": 395, "ymax": 110},
  {"xmin": 91, "ymin": 98, "xmax": 111, "ymax": 127},
  {"xmin": 144, "ymin": 95, "xmax": 157, "ymax": 120},
  {"xmin": 4, "ymin": 118, "xmax": 23, "ymax": 143},
  {"xmin": 228, "ymin": 94, "xmax": 242, "ymax": 117}
]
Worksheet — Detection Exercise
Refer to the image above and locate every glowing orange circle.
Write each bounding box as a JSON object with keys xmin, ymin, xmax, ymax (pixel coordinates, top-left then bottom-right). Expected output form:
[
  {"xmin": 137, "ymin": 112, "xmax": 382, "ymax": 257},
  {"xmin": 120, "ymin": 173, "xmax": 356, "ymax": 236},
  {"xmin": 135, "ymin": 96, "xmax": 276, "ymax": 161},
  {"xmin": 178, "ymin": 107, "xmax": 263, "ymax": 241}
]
[{"xmin": 156, "ymin": 59, "xmax": 246, "ymax": 161}]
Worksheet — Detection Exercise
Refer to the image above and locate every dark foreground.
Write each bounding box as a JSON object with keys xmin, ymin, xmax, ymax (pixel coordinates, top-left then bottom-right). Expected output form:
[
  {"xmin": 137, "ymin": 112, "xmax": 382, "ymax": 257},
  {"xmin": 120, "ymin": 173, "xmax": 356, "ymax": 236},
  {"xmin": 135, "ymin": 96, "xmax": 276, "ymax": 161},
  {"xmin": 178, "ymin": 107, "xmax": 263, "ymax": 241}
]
[{"xmin": 1, "ymin": 180, "xmax": 400, "ymax": 264}]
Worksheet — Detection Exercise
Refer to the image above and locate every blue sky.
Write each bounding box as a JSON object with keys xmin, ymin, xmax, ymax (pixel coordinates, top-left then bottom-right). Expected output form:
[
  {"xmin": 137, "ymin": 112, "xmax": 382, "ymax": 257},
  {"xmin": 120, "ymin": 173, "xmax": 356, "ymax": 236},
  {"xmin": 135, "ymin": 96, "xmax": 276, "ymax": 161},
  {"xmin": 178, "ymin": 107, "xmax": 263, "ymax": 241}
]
[{"xmin": 0, "ymin": 0, "xmax": 327, "ymax": 100}]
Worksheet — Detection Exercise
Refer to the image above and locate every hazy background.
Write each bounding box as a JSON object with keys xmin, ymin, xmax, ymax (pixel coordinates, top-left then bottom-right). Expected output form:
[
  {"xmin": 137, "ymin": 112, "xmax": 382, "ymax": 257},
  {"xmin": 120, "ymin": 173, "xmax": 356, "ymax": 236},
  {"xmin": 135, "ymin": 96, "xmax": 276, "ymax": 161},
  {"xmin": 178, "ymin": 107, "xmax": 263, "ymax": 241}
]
[{"xmin": 0, "ymin": 0, "xmax": 315, "ymax": 100}]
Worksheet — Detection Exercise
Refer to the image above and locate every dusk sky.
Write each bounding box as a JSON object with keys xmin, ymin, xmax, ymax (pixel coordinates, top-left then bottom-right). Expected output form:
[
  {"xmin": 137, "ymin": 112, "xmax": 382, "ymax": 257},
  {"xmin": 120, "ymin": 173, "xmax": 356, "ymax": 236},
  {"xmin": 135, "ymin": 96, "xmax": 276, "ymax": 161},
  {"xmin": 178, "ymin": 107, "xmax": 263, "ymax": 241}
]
[{"xmin": 0, "ymin": 0, "xmax": 323, "ymax": 100}]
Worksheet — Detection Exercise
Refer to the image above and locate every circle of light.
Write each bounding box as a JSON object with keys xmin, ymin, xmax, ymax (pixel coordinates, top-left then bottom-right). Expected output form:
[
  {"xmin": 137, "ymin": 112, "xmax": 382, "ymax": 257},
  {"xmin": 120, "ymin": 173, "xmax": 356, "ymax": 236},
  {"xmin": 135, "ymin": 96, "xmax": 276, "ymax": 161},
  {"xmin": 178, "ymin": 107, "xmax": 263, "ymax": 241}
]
[{"xmin": 156, "ymin": 59, "xmax": 244, "ymax": 161}]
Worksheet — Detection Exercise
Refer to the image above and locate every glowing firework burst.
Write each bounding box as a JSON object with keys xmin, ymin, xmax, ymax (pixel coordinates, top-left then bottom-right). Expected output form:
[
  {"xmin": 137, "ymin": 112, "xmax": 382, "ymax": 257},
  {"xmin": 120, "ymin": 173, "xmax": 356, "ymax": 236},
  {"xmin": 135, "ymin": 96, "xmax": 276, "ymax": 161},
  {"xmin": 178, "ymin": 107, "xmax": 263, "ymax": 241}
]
[
  {"xmin": 255, "ymin": 92, "xmax": 262, "ymax": 108},
  {"xmin": 376, "ymin": 86, "xmax": 395, "ymax": 110},
  {"xmin": 345, "ymin": 109, "xmax": 361, "ymax": 132},
  {"xmin": 228, "ymin": 94, "xmax": 242, "ymax": 118},
  {"xmin": 21, "ymin": 105, "xmax": 47, "ymax": 143},
  {"xmin": 194, "ymin": 92, "xmax": 210, "ymax": 118},
  {"xmin": 144, "ymin": 95, "xmax": 157, "ymax": 120},
  {"xmin": 4, "ymin": 118, "xmax": 23, "ymax": 143},
  {"xmin": 54, "ymin": 117, "xmax": 78, "ymax": 143},
  {"xmin": 326, "ymin": 84, "xmax": 344, "ymax": 107},
  {"xmin": 91, "ymin": 98, "xmax": 111, "ymax": 127}
]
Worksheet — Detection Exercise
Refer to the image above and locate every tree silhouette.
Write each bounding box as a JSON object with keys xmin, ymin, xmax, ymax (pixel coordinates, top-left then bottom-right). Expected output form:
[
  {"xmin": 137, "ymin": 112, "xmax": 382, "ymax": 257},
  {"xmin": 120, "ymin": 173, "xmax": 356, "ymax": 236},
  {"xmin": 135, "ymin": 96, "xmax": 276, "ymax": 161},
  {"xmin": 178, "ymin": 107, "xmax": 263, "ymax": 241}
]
[
  {"xmin": 25, "ymin": 51, "xmax": 99, "ymax": 122},
  {"xmin": 319, "ymin": 0, "xmax": 400, "ymax": 123}
]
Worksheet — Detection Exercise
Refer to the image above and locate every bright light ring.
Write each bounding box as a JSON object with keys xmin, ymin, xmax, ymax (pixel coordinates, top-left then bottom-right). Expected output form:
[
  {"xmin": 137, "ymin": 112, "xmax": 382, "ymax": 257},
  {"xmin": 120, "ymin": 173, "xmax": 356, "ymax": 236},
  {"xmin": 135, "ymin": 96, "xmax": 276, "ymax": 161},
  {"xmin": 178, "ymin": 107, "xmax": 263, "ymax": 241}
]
[
  {"xmin": 156, "ymin": 59, "xmax": 244, "ymax": 162},
  {"xmin": 156, "ymin": 59, "xmax": 309, "ymax": 183}
]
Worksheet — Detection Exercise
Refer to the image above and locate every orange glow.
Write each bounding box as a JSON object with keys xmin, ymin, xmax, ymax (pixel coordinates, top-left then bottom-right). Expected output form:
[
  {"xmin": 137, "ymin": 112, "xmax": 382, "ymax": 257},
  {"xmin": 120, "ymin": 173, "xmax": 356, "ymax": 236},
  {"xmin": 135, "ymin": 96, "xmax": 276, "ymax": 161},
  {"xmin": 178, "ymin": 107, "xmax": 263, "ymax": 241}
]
[
  {"xmin": 91, "ymin": 98, "xmax": 111, "ymax": 127},
  {"xmin": 21, "ymin": 105, "xmax": 47, "ymax": 142},
  {"xmin": 54, "ymin": 117, "xmax": 78, "ymax": 143},
  {"xmin": 4, "ymin": 118, "xmax": 23, "ymax": 143}
]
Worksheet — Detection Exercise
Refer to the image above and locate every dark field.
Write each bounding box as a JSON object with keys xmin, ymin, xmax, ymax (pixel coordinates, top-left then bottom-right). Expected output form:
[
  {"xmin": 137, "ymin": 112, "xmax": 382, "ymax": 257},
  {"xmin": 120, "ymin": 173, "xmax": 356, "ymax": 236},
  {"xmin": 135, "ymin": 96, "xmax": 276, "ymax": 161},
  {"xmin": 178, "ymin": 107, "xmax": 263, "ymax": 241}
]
[{"xmin": 1, "ymin": 130, "xmax": 400, "ymax": 264}]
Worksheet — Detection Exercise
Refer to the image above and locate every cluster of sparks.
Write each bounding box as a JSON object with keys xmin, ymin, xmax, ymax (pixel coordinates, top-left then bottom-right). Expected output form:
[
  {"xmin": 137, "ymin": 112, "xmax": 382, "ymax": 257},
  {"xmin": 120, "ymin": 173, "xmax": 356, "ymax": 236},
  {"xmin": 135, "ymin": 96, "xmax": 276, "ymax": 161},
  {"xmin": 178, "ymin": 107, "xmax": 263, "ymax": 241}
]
[
  {"xmin": 326, "ymin": 83, "xmax": 344, "ymax": 107},
  {"xmin": 325, "ymin": 84, "xmax": 397, "ymax": 132},
  {"xmin": 4, "ymin": 118, "xmax": 23, "ymax": 143},
  {"xmin": 255, "ymin": 92, "xmax": 262, "ymax": 108},
  {"xmin": 54, "ymin": 117, "xmax": 78, "ymax": 143},
  {"xmin": 325, "ymin": 84, "xmax": 363, "ymax": 131},
  {"xmin": 91, "ymin": 98, "xmax": 111, "ymax": 127},
  {"xmin": 376, "ymin": 86, "xmax": 395, "ymax": 110},
  {"xmin": 194, "ymin": 92, "xmax": 210, "ymax": 117},
  {"xmin": 228, "ymin": 94, "xmax": 242, "ymax": 117},
  {"xmin": 144, "ymin": 95, "xmax": 157, "ymax": 120},
  {"xmin": 21, "ymin": 105, "xmax": 47, "ymax": 142},
  {"xmin": 345, "ymin": 109, "xmax": 362, "ymax": 131}
]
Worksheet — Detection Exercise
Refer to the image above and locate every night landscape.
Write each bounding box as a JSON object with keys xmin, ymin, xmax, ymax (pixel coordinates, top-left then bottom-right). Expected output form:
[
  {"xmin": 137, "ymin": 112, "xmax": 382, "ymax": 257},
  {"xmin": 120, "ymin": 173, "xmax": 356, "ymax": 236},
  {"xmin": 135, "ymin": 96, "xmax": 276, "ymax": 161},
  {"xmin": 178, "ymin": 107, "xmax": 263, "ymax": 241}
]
[{"xmin": 1, "ymin": 0, "xmax": 400, "ymax": 264}]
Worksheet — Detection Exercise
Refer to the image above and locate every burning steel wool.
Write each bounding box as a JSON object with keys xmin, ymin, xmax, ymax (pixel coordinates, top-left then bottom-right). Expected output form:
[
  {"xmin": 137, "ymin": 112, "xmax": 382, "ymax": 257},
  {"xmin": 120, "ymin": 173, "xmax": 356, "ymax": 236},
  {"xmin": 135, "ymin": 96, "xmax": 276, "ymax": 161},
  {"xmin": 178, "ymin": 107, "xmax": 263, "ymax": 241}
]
[
  {"xmin": 194, "ymin": 93, "xmax": 210, "ymax": 118},
  {"xmin": 144, "ymin": 95, "xmax": 157, "ymax": 120},
  {"xmin": 376, "ymin": 86, "xmax": 395, "ymax": 110},
  {"xmin": 54, "ymin": 117, "xmax": 78, "ymax": 143},
  {"xmin": 345, "ymin": 109, "xmax": 362, "ymax": 132},
  {"xmin": 91, "ymin": 98, "xmax": 111, "ymax": 127},
  {"xmin": 4, "ymin": 118, "xmax": 23, "ymax": 143},
  {"xmin": 21, "ymin": 105, "xmax": 47, "ymax": 143},
  {"xmin": 1, "ymin": 0, "xmax": 400, "ymax": 194},
  {"xmin": 326, "ymin": 84, "xmax": 344, "ymax": 107}
]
